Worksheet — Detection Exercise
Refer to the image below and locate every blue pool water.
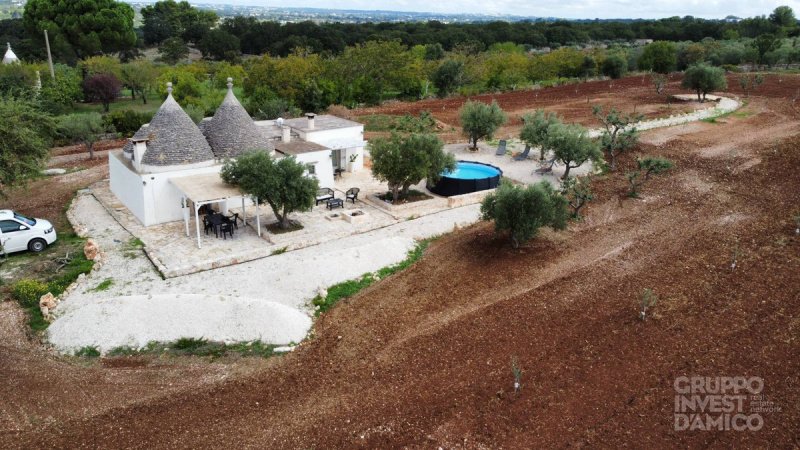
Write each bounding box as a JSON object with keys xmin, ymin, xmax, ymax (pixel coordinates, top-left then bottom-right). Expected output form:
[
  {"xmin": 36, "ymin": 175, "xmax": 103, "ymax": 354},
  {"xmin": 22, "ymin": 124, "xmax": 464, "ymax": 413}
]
[{"xmin": 444, "ymin": 161, "xmax": 502, "ymax": 179}]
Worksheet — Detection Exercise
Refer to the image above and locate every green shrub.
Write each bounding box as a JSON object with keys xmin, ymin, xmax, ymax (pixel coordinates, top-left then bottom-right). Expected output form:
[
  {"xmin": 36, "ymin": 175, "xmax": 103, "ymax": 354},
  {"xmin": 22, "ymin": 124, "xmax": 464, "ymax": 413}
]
[
  {"xmin": 481, "ymin": 180, "xmax": 569, "ymax": 248},
  {"xmin": 12, "ymin": 279, "xmax": 49, "ymax": 308},
  {"xmin": 103, "ymin": 110, "xmax": 150, "ymax": 137},
  {"xmin": 47, "ymin": 253, "xmax": 94, "ymax": 297},
  {"xmin": 75, "ymin": 346, "xmax": 101, "ymax": 357}
]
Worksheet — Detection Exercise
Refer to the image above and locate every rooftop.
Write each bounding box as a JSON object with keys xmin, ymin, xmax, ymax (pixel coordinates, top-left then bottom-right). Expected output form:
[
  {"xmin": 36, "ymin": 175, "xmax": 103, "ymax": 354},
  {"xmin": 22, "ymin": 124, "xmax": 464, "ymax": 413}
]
[
  {"xmin": 3, "ymin": 43, "xmax": 19, "ymax": 65},
  {"xmin": 130, "ymin": 84, "xmax": 215, "ymax": 167},
  {"xmin": 274, "ymin": 140, "xmax": 329, "ymax": 155},
  {"xmin": 199, "ymin": 78, "xmax": 274, "ymax": 158},
  {"xmin": 283, "ymin": 115, "xmax": 363, "ymax": 132}
]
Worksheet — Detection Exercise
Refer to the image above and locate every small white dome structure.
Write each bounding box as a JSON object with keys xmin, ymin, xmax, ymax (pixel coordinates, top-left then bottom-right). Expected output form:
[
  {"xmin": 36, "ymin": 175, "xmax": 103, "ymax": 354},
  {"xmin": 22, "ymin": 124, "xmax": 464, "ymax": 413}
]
[{"xmin": 2, "ymin": 43, "xmax": 19, "ymax": 65}]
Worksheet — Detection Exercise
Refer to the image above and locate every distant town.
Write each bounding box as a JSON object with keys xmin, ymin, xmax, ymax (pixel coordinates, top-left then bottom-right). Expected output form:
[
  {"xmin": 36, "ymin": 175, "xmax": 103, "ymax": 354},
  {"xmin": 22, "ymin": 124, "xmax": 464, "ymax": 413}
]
[{"xmin": 125, "ymin": 1, "xmax": 555, "ymax": 23}]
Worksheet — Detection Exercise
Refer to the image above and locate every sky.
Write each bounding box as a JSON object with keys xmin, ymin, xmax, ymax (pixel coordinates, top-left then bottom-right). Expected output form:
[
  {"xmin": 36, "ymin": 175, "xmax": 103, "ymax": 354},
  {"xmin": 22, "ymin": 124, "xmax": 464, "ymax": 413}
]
[{"xmin": 210, "ymin": 0, "xmax": 800, "ymax": 20}]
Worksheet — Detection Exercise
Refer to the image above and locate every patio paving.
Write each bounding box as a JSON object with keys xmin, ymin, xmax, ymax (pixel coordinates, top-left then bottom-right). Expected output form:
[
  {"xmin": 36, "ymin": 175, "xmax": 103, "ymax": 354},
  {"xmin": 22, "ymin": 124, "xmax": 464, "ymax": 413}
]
[
  {"xmin": 444, "ymin": 141, "xmax": 594, "ymax": 187},
  {"xmin": 90, "ymin": 170, "xmax": 469, "ymax": 277}
]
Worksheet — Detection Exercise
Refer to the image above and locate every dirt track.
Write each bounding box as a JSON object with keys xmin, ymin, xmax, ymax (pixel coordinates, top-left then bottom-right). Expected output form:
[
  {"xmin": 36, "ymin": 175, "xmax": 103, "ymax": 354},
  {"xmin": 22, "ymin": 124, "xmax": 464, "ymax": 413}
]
[{"xmin": 2, "ymin": 77, "xmax": 800, "ymax": 448}]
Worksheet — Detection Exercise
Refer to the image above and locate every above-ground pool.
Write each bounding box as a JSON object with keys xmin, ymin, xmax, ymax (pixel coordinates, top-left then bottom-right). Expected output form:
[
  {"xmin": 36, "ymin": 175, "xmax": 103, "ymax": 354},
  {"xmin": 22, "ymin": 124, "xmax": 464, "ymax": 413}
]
[{"xmin": 427, "ymin": 160, "xmax": 503, "ymax": 197}]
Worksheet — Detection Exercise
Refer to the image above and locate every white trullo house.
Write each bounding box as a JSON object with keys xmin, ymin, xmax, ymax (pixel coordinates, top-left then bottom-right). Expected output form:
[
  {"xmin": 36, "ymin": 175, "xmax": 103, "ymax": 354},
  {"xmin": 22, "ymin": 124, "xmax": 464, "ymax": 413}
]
[{"xmin": 110, "ymin": 79, "xmax": 365, "ymax": 226}]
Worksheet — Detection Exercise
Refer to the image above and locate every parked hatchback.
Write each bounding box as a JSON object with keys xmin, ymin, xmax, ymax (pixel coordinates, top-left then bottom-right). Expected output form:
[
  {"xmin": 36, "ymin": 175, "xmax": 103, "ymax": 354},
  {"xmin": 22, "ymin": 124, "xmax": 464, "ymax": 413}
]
[{"xmin": 0, "ymin": 210, "xmax": 57, "ymax": 254}]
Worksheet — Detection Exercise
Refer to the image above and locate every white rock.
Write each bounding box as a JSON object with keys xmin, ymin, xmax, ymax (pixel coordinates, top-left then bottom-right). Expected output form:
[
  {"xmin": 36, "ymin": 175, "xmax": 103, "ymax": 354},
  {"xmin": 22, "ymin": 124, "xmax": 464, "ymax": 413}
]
[{"xmin": 42, "ymin": 168, "xmax": 66, "ymax": 176}]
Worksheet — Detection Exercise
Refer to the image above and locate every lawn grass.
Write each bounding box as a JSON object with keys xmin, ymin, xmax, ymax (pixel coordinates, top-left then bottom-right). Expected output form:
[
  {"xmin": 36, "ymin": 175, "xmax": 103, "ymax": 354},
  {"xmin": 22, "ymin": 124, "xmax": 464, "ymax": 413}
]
[
  {"xmin": 312, "ymin": 238, "xmax": 434, "ymax": 315},
  {"xmin": 71, "ymin": 90, "xmax": 162, "ymax": 116},
  {"xmin": 105, "ymin": 338, "xmax": 279, "ymax": 359}
]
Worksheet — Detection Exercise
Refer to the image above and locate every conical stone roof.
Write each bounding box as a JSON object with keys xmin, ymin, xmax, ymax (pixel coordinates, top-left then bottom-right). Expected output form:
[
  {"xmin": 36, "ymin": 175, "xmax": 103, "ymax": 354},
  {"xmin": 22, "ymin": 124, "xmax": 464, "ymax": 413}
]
[
  {"xmin": 134, "ymin": 83, "xmax": 215, "ymax": 167},
  {"xmin": 201, "ymin": 78, "xmax": 274, "ymax": 158},
  {"xmin": 3, "ymin": 43, "xmax": 19, "ymax": 64}
]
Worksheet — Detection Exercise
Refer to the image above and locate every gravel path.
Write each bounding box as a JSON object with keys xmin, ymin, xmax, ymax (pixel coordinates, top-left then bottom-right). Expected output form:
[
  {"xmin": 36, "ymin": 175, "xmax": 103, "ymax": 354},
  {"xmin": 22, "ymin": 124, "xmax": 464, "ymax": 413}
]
[{"xmin": 49, "ymin": 193, "xmax": 479, "ymax": 353}]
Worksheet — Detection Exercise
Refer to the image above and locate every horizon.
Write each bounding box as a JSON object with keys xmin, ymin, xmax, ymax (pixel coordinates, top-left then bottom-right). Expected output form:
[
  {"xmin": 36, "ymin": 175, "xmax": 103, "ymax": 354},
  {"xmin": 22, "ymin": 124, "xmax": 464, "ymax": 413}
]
[{"xmin": 125, "ymin": 0, "xmax": 800, "ymax": 20}]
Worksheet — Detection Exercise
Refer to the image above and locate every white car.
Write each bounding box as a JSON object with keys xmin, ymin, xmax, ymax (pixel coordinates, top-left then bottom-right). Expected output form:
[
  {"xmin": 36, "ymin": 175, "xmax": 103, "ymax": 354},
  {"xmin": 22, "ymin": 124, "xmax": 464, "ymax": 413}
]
[{"xmin": 0, "ymin": 210, "xmax": 57, "ymax": 254}]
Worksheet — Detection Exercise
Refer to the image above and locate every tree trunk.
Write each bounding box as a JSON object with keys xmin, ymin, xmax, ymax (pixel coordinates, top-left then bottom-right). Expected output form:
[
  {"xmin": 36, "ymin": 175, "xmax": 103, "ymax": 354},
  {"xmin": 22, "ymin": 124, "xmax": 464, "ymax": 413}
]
[
  {"xmin": 609, "ymin": 151, "xmax": 617, "ymax": 171},
  {"xmin": 511, "ymin": 235, "xmax": 519, "ymax": 249},
  {"xmin": 142, "ymin": 91, "xmax": 148, "ymax": 105},
  {"xmin": 87, "ymin": 142, "xmax": 94, "ymax": 160},
  {"xmin": 562, "ymin": 164, "xmax": 572, "ymax": 180},
  {"xmin": 103, "ymin": 101, "xmax": 110, "ymax": 112},
  {"xmin": 696, "ymin": 90, "xmax": 702, "ymax": 102},
  {"xmin": 391, "ymin": 185, "xmax": 401, "ymax": 205}
]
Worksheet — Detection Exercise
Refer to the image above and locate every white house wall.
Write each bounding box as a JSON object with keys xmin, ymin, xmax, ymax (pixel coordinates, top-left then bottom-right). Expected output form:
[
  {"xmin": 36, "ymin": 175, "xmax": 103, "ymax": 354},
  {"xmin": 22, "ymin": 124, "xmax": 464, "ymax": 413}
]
[
  {"xmin": 292, "ymin": 150, "xmax": 334, "ymax": 189},
  {"xmin": 302, "ymin": 126, "xmax": 365, "ymax": 172},
  {"xmin": 109, "ymin": 152, "xmax": 146, "ymax": 223}
]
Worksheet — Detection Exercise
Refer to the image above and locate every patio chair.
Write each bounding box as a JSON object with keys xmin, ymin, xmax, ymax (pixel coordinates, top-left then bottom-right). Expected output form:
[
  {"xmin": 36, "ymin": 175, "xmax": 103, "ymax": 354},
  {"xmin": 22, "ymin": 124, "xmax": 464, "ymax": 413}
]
[
  {"xmin": 513, "ymin": 145, "xmax": 531, "ymax": 161},
  {"xmin": 219, "ymin": 221, "xmax": 234, "ymax": 240},
  {"xmin": 495, "ymin": 139, "xmax": 507, "ymax": 156},
  {"xmin": 535, "ymin": 155, "xmax": 558, "ymax": 174},
  {"xmin": 226, "ymin": 212, "xmax": 240, "ymax": 229},
  {"xmin": 315, "ymin": 187, "xmax": 335, "ymax": 205},
  {"xmin": 202, "ymin": 215, "xmax": 214, "ymax": 235},
  {"xmin": 346, "ymin": 187, "xmax": 360, "ymax": 203}
]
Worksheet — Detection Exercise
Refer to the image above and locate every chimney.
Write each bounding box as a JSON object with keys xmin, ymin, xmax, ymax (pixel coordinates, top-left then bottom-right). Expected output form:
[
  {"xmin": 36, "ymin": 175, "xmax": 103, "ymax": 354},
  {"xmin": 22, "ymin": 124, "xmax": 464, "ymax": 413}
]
[
  {"xmin": 131, "ymin": 139, "xmax": 147, "ymax": 171},
  {"xmin": 306, "ymin": 113, "xmax": 316, "ymax": 130},
  {"xmin": 281, "ymin": 125, "xmax": 291, "ymax": 143}
]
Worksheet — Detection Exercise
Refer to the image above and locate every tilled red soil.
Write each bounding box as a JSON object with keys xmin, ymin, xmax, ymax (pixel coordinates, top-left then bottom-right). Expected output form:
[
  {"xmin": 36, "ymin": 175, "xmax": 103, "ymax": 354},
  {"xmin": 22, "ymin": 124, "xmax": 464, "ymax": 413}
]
[{"xmin": 3, "ymin": 82, "xmax": 800, "ymax": 448}]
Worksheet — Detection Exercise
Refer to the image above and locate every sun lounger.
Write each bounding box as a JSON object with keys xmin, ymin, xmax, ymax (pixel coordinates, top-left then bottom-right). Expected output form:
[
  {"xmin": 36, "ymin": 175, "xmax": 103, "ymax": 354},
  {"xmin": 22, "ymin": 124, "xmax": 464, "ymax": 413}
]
[
  {"xmin": 495, "ymin": 139, "xmax": 507, "ymax": 156},
  {"xmin": 514, "ymin": 145, "xmax": 531, "ymax": 161}
]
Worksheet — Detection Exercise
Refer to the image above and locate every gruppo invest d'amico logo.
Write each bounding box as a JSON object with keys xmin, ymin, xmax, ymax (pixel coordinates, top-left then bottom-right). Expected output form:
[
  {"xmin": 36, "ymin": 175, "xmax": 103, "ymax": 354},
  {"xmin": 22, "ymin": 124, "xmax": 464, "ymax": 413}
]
[{"xmin": 673, "ymin": 376, "xmax": 781, "ymax": 431}]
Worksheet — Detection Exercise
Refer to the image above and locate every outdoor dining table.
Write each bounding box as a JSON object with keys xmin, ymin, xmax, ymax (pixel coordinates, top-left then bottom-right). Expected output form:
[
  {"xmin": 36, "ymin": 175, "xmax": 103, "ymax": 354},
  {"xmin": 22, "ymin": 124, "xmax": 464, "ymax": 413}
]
[{"xmin": 206, "ymin": 213, "xmax": 224, "ymax": 237}]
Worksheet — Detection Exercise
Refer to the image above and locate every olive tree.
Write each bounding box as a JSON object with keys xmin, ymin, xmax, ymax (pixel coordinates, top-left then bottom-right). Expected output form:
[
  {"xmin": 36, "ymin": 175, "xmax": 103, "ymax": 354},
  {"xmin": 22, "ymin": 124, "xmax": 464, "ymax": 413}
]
[
  {"xmin": 0, "ymin": 97, "xmax": 55, "ymax": 197},
  {"xmin": 560, "ymin": 176, "xmax": 593, "ymax": 219},
  {"xmin": 57, "ymin": 113, "xmax": 106, "ymax": 159},
  {"xmin": 593, "ymin": 106, "xmax": 643, "ymax": 171},
  {"xmin": 369, "ymin": 133, "xmax": 456, "ymax": 204},
  {"xmin": 480, "ymin": 180, "xmax": 568, "ymax": 248},
  {"xmin": 547, "ymin": 123, "xmax": 602, "ymax": 179},
  {"xmin": 220, "ymin": 150, "xmax": 318, "ymax": 229},
  {"xmin": 681, "ymin": 63, "xmax": 727, "ymax": 102},
  {"xmin": 626, "ymin": 157, "xmax": 674, "ymax": 197},
  {"xmin": 520, "ymin": 109, "xmax": 561, "ymax": 160},
  {"xmin": 459, "ymin": 100, "xmax": 507, "ymax": 150}
]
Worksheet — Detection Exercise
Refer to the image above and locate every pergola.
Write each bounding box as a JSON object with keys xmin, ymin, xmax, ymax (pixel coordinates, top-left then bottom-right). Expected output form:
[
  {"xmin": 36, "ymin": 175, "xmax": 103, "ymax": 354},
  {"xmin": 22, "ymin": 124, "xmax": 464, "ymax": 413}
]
[{"xmin": 170, "ymin": 173, "xmax": 261, "ymax": 248}]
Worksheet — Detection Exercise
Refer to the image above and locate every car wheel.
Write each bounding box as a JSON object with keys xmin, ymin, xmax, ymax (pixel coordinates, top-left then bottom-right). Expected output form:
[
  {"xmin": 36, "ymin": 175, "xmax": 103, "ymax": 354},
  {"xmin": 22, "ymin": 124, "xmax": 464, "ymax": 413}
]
[{"xmin": 28, "ymin": 238, "xmax": 47, "ymax": 253}]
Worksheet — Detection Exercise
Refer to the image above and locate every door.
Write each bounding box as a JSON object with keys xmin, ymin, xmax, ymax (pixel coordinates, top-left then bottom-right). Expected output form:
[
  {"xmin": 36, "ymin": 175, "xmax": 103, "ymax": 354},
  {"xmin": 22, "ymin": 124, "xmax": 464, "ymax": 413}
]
[
  {"xmin": 331, "ymin": 149, "xmax": 342, "ymax": 169},
  {"xmin": 0, "ymin": 219, "xmax": 29, "ymax": 252}
]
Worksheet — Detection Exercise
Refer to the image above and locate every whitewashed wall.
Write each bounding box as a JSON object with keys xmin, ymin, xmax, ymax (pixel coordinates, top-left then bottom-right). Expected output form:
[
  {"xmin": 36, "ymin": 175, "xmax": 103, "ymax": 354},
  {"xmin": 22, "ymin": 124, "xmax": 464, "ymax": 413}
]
[
  {"xmin": 292, "ymin": 149, "xmax": 335, "ymax": 189},
  {"xmin": 302, "ymin": 127, "xmax": 366, "ymax": 173},
  {"xmin": 109, "ymin": 152, "xmax": 146, "ymax": 223}
]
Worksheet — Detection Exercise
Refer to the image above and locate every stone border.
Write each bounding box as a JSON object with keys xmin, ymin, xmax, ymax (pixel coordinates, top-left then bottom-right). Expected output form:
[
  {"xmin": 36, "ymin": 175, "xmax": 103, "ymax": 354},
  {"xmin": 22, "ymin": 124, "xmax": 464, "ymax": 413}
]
[{"xmin": 365, "ymin": 193, "xmax": 436, "ymax": 216}]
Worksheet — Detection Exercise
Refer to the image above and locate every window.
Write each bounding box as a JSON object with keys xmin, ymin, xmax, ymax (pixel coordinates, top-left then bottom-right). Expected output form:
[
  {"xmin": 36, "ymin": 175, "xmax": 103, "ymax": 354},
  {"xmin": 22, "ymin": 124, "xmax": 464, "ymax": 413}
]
[
  {"xmin": 0, "ymin": 220, "xmax": 22, "ymax": 233},
  {"xmin": 13, "ymin": 213, "xmax": 35, "ymax": 226},
  {"xmin": 305, "ymin": 163, "xmax": 316, "ymax": 175}
]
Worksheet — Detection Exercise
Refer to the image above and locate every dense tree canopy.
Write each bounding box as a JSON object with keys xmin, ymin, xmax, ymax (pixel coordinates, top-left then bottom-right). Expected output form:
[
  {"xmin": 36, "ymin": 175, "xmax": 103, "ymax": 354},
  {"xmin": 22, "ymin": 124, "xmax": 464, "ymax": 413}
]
[
  {"xmin": 23, "ymin": 0, "xmax": 136, "ymax": 62},
  {"xmin": 369, "ymin": 133, "xmax": 455, "ymax": 203},
  {"xmin": 141, "ymin": 0, "xmax": 217, "ymax": 45},
  {"xmin": 221, "ymin": 151, "xmax": 318, "ymax": 229},
  {"xmin": 638, "ymin": 41, "xmax": 678, "ymax": 73},
  {"xmin": 0, "ymin": 97, "xmax": 55, "ymax": 197}
]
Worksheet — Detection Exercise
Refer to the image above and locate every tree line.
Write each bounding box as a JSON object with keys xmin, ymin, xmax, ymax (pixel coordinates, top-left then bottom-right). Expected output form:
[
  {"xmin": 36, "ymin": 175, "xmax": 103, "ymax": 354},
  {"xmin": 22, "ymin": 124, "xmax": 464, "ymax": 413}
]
[{"xmin": 1, "ymin": 1, "xmax": 798, "ymax": 64}]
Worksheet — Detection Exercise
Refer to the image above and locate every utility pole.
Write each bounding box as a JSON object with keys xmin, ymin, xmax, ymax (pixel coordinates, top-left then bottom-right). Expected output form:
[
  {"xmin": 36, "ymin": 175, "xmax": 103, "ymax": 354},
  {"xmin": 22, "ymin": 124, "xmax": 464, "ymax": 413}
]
[{"xmin": 44, "ymin": 30, "xmax": 55, "ymax": 80}]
